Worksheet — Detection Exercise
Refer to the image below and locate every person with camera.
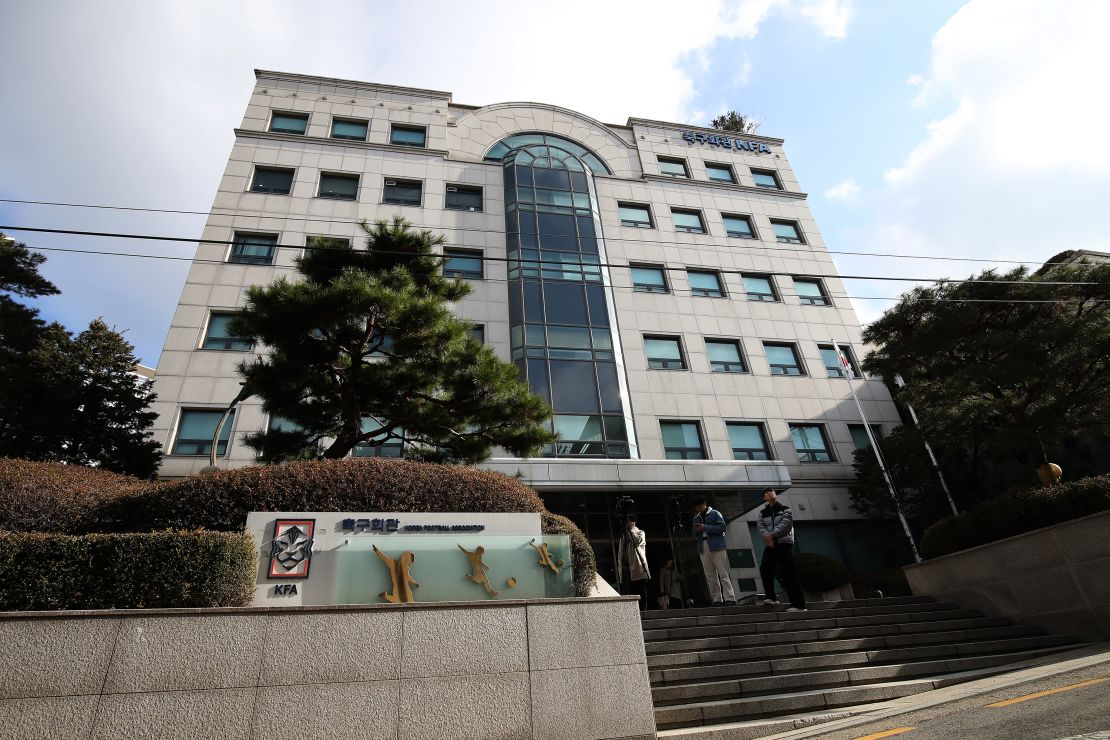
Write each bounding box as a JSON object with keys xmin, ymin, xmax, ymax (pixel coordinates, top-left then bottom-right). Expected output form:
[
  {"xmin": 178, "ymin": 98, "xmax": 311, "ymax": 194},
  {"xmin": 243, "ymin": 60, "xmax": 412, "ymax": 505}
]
[
  {"xmin": 616, "ymin": 513, "xmax": 651, "ymax": 611},
  {"xmin": 757, "ymin": 487, "xmax": 806, "ymax": 611},
  {"xmin": 691, "ymin": 496, "xmax": 737, "ymax": 606}
]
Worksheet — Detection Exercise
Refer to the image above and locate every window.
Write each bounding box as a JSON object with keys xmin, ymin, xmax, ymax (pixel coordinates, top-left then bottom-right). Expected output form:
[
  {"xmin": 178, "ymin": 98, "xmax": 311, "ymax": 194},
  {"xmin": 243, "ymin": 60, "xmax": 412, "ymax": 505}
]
[
  {"xmin": 269, "ymin": 112, "xmax": 308, "ymax": 135},
  {"xmin": 658, "ymin": 156, "xmax": 689, "ymax": 178},
  {"xmin": 390, "ymin": 124, "xmax": 426, "ymax": 148},
  {"xmin": 383, "ymin": 178, "xmax": 422, "ymax": 206},
  {"xmin": 172, "ymin": 409, "xmax": 235, "ymax": 456},
  {"xmin": 848, "ymin": 424, "xmax": 883, "ymax": 450},
  {"xmin": 318, "ymin": 173, "xmax": 359, "ymax": 200},
  {"xmin": 661, "ymin": 421, "xmax": 706, "ymax": 460},
  {"xmin": 723, "ymin": 214, "xmax": 755, "ymax": 239},
  {"xmin": 630, "ymin": 265, "xmax": 668, "ymax": 293},
  {"xmin": 618, "ymin": 203, "xmax": 653, "ymax": 228},
  {"xmin": 644, "ymin": 336, "xmax": 686, "ymax": 370},
  {"xmin": 727, "ymin": 422, "xmax": 771, "ymax": 460},
  {"xmin": 751, "ymin": 169, "xmax": 782, "ymax": 189},
  {"xmin": 688, "ymin": 270, "xmax": 724, "ymax": 297},
  {"xmin": 743, "ymin": 274, "xmax": 778, "ymax": 302},
  {"xmin": 771, "ymin": 220, "xmax": 804, "ymax": 244},
  {"xmin": 549, "ymin": 415, "xmax": 629, "ymax": 458},
  {"xmin": 705, "ymin": 163, "xmax": 736, "ymax": 183},
  {"xmin": 229, "ymin": 232, "xmax": 278, "ymax": 265},
  {"xmin": 331, "ymin": 118, "xmax": 368, "ymax": 141},
  {"xmin": 671, "ymin": 208, "xmax": 706, "ymax": 234},
  {"xmin": 202, "ymin": 313, "xmax": 252, "ymax": 351},
  {"xmin": 764, "ymin": 342, "xmax": 804, "ymax": 376},
  {"xmin": 354, "ymin": 417, "xmax": 404, "ymax": 457},
  {"xmin": 305, "ymin": 236, "xmax": 351, "ymax": 256},
  {"xmin": 705, "ymin": 339, "xmax": 747, "ymax": 373},
  {"xmin": 819, "ymin": 344, "xmax": 861, "ymax": 378},
  {"xmin": 794, "ymin": 277, "xmax": 831, "ymax": 306},
  {"xmin": 443, "ymin": 248, "xmax": 484, "ymax": 279},
  {"xmin": 790, "ymin": 423, "xmax": 832, "ymax": 462},
  {"xmin": 445, "ymin": 185, "xmax": 483, "ymax": 212},
  {"xmin": 468, "ymin": 325, "xmax": 485, "ymax": 344},
  {"xmin": 250, "ymin": 167, "xmax": 294, "ymax": 194}
]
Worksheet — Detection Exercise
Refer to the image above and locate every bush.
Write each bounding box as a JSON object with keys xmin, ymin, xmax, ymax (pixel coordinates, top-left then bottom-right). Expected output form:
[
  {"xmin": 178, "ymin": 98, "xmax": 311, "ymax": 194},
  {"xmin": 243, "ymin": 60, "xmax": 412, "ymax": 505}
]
[
  {"xmin": 0, "ymin": 458, "xmax": 150, "ymax": 534},
  {"xmin": 0, "ymin": 530, "xmax": 256, "ymax": 610},
  {"xmin": 922, "ymin": 474, "xmax": 1110, "ymax": 559},
  {"xmin": 794, "ymin": 553, "xmax": 851, "ymax": 593},
  {"xmin": 542, "ymin": 512, "xmax": 597, "ymax": 598}
]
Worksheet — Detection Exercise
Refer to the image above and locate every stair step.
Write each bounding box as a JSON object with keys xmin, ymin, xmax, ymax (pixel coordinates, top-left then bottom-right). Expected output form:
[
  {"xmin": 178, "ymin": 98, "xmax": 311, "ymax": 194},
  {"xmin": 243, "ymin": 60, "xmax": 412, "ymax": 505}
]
[
  {"xmin": 642, "ymin": 601, "xmax": 956, "ymax": 631},
  {"xmin": 647, "ymin": 623, "xmax": 1044, "ymax": 669},
  {"xmin": 642, "ymin": 595, "xmax": 935, "ymax": 621},
  {"xmin": 643, "ymin": 607, "xmax": 983, "ymax": 642},
  {"xmin": 648, "ymin": 639, "xmax": 1074, "ymax": 701},
  {"xmin": 645, "ymin": 616, "xmax": 1013, "ymax": 656}
]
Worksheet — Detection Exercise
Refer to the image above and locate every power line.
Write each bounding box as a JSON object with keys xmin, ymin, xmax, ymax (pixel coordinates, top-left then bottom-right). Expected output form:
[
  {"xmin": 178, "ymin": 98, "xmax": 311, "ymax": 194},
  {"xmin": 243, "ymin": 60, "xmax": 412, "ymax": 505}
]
[
  {"xmin": 12, "ymin": 242, "xmax": 1109, "ymax": 307},
  {"xmin": 0, "ymin": 196, "xmax": 1092, "ymax": 269},
  {"xmin": 1, "ymin": 224, "xmax": 1100, "ymax": 288}
]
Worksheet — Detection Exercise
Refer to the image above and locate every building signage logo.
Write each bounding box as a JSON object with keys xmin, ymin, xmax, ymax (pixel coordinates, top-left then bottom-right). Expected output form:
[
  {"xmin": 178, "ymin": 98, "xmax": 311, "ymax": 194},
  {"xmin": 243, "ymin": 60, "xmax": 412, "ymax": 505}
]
[
  {"xmin": 682, "ymin": 131, "xmax": 772, "ymax": 153},
  {"xmin": 268, "ymin": 519, "xmax": 315, "ymax": 579}
]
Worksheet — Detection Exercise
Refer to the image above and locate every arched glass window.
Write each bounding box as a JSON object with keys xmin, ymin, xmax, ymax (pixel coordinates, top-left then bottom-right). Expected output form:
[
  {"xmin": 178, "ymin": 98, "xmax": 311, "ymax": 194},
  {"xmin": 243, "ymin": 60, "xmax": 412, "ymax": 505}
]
[{"xmin": 484, "ymin": 132, "xmax": 611, "ymax": 175}]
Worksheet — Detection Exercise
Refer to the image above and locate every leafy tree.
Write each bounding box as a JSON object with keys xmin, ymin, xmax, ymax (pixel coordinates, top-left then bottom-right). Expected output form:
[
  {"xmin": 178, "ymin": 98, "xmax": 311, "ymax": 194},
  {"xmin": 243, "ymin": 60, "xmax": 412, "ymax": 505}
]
[
  {"xmin": 710, "ymin": 111, "xmax": 760, "ymax": 134},
  {"xmin": 848, "ymin": 425, "xmax": 953, "ymax": 524},
  {"xmin": 863, "ymin": 260, "xmax": 1110, "ymax": 496},
  {"xmin": 232, "ymin": 217, "xmax": 555, "ymax": 463}
]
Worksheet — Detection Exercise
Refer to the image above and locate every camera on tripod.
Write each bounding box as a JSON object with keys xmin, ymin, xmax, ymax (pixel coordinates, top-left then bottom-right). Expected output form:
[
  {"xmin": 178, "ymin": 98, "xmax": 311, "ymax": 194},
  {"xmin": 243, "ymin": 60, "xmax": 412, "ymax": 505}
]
[{"xmin": 614, "ymin": 495, "xmax": 636, "ymax": 523}]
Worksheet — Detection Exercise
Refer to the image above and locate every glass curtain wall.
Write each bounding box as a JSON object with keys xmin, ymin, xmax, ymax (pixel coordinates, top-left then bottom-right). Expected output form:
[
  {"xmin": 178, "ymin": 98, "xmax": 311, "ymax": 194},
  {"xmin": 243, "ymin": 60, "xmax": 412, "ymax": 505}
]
[{"xmin": 495, "ymin": 135, "xmax": 637, "ymax": 458}]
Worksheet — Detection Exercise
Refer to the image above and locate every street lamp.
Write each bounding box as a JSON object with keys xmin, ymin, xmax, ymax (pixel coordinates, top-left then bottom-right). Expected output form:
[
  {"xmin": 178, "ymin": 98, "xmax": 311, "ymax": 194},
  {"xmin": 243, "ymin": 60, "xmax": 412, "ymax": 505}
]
[{"xmin": 199, "ymin": 382, "xmax": 254, "ymax": 474}]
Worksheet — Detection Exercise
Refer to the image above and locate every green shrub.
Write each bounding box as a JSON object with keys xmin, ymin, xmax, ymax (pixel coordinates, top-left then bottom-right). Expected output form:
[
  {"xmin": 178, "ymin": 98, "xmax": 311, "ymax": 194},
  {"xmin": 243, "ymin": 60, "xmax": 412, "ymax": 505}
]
[
  {"xmin": 542, "ymin": 512, "xmax": 597, "ymax": 597},
  {"xmin": 0, "ymin": 530, "xmax": 256, "ymax": 610},
  {"xmin": 0, "ymin": 458, "xmax": 150, "ymax": 534},
  {"xmin": 794, "ymin": 553, "xmax": 851, "ymax": 593},
  {"xmin": 921, "ymin": 474, "xmax": 1110, "ymax": 559}
]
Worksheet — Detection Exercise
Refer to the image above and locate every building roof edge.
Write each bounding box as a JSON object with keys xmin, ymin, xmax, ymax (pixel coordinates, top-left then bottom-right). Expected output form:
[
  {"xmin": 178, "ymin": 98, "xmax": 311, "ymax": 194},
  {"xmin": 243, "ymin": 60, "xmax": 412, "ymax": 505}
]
[
  {"xmin": 626, "ymin": 117, "xmax": 784, "ymax": 145},
  {"xmin": 254, "ymin": 69, "xmax": 453, "ymax": 100}
]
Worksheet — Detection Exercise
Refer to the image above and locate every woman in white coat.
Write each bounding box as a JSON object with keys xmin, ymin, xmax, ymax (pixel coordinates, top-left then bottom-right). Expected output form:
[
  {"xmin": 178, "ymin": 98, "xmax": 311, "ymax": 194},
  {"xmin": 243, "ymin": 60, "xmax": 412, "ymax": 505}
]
[{"xmin": 616, "ymin": 514, "xmax": 650, "ymax": 611}]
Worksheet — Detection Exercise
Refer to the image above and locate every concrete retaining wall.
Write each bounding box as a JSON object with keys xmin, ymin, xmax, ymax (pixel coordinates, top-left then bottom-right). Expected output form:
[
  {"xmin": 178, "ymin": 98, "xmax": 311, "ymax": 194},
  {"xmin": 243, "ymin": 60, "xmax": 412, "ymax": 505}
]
[
  {"xmin": 0, "ymin": 597, "xmax": 655, "ymax": 740},
  {"xmin": 904, "ymin": 510, "xmax": 1110, "ymax": 641}
]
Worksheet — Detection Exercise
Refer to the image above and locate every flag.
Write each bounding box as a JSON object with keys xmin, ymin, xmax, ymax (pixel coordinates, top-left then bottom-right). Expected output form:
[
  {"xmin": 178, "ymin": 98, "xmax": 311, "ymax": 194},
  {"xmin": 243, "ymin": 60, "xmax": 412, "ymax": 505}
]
[{"xmin": 836, "ymin": 345, "xmax": 855, "ymax": 380}]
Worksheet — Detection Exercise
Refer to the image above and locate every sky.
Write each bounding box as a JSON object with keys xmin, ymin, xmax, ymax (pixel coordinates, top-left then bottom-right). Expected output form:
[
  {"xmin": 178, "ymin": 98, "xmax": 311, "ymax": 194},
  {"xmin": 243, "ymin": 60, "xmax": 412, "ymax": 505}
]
[{"xmin": 2, "ymin": 0, "xmax": 1109, "ymax": 365}]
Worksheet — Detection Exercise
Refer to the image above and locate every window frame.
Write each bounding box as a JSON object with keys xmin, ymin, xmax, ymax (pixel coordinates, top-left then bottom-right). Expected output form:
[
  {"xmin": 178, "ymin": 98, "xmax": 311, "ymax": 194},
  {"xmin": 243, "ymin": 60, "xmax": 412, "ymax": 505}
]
[
  {"xmin": 671, "ymin": 208, "xmax": 707, "ymax": 234},
  {"xmin": 201, "ymin": 312, "xmax": 253, "ymax": 352},
  {"xmin": 617, "ymin": 202, "xmax": 654, "ymax": 228},
  {"xmin": 794, "ymin": 277, "xmax": 832, "ymax": 306},
  {"xmin": 722, "ymin": 213, "xmax": 757, "ymax": 239},
  {"xmin": 704, "ymin": 338, "xmax": 748, "ymax": 374},
  {"xmin": 660, "ymin": 420, "xmax": 707, "ymax": 460},
  {"xmin": 389, "ymin": 124, "xmax": 427, "ymax": 148},
  {"xmin": 171, "ymin": 408, "xmax": 236, "ymax": 457},
  {"xmin": 763, "ymin": 342, "xmax": 806, "ymax": 376},
  {"xmin": 657, "ymin": 156, "xmax": 690, "ymax": 178},
  {"xmin": 848, "ymin": 423, "xmax": 884, "ymax": 451},
  {"xmin": 644, "ymin": 334, "xmax": 687, "ymax": 370},
  {"xmin": 751, "ymin": 168, "xmax": 783, "ymax": 190},
  {"xmin": 630, "ymin": 263, "xmax": 670, "ymax": 294},
  {"xmin": 705, "ymin": 162, "xmax": 738, "ymax": 184},
  {"xmin": 687, "ymin": 269, "xmax": 725, "ymax": 298},
  {"xmin": 789, "ymin": 423, "xmax": 834, "ymax": 463},
  {"xmin": 382, "ymin": 177, "xmax": 423, "ymax": 207},
  {"xmin": 228, "ymin": 231, "xmax": 279, "ymax": 266},
  {"xmin": 268, "ymin": 111, "xmax": 309, "ymax": 135},
  {"xmin": 317, "ymin": 172, "xmax": 360, "ymax": 201},
  {"xmin": 725, "ymin": 421, "xmax": 772, "ymax": 461},
  {"xmin": 249, "ymin": 166, "xmax": 295, "ymax": 195},
  {"xmin": 819, "ymin": 343, "xmax": 862, "ymax": 379},
  {"xmin": 330, "ymin": 117, "xmax": 369, "ymax": 141},
  {"xmin": 742, "ymin": 273, "xmax": 779, "ymax": 302},
  {"xmin": 468, "ymin": 325, "xmax": 485, "ymax": 345},
  {"xmin": 443, "ymin": 247, "xmax": 485, "ymax": 280},
  {"xmin": 445, "ymin": 184, "xmax": 484, "ymax": 212},
  {"xmin": 770, "ymin": 219, "xmax": 805, "ymax": 244}
]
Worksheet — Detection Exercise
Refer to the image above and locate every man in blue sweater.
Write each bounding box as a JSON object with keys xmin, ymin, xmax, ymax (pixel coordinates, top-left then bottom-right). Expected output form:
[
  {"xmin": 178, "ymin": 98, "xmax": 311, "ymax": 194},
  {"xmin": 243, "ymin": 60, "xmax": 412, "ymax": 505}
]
[
  {"xmin": 757, "ymin": 488, "xmax": 806, "ymax": 611},
  {"xmin": 692, "ymin": 495, "xmax": 736, "ymax": 606}
]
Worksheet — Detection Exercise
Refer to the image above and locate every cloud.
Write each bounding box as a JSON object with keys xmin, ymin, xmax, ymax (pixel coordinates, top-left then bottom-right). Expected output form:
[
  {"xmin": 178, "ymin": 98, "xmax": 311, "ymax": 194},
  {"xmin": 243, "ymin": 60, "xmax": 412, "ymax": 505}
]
[
  {"xmin": 883, "ymin": 100, "xmax": 976, "ymax": 183},
  {"xmin": 797, "ymin": 0, "xmax": 855, "ymax": 39},
  {"xmin": 824, "ymin": 179, "xmax": 862, "ymax": 201}
]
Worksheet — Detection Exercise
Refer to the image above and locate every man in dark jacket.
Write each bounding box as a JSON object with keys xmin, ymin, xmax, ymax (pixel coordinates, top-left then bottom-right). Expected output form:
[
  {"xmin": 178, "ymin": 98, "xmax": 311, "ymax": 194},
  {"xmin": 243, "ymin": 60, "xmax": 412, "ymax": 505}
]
[
  {"xmin": 692, "ymin": 496, "xmax": 736, "ymax": 606},
  {"xmin": 756, "ymin": 488, "xmax": 806, "ymax": 611}
]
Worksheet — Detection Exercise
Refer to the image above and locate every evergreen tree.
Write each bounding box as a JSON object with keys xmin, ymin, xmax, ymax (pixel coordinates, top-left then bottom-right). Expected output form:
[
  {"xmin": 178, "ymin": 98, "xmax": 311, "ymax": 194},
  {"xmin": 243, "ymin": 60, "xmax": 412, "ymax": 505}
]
[
  {"xmin": 710, "ymin": 111, "xmax": 760, "ymax": 134},
  {"xmin": 232, "ymin": 217, "xmax": 555, "ymax": 463}
]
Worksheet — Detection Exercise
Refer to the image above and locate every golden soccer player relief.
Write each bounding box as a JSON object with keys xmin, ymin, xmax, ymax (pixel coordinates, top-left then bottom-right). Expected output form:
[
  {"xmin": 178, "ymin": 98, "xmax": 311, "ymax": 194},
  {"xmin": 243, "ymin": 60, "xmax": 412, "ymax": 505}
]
[
  {"xmin": 458, "ymin": 544, "xmax": 500, "ymax": 597},
  {"xmin": 372, "ymin": 545, "xmax": 419, "ymax": 604},
  {"xmin": 529, "ymin": 538, "xmax": 565, "ymax": 575}
]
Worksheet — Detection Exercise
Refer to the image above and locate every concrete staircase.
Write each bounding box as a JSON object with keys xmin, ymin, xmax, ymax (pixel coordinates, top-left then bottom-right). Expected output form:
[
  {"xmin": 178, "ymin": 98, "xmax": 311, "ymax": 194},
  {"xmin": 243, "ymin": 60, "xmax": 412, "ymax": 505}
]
[{"xmin": 642, "ymin": 595, "xmax": 1080, "ymax": 733}]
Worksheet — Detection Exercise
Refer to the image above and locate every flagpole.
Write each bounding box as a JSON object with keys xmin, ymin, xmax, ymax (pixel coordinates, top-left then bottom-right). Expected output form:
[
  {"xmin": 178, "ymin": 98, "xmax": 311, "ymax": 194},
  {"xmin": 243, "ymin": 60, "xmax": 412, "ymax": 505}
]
[
  {"xmin": 894, "ymin": 375, "xmax": 959, "ymax": 517},
  {"xmin": 835, "ymin": 341, "xmax": 922, "ymax": 563}
]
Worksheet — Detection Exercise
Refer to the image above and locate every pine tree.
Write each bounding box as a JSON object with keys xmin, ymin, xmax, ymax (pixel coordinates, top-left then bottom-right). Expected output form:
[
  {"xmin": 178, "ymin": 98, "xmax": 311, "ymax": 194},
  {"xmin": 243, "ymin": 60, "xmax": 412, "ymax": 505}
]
[
  {"xmin": 710, "ymin": 111, "xmax": 760, "ymax": 134},
  {"xmin": 232, "ymin": 217, "xmax": 555, "ymax": 463}
]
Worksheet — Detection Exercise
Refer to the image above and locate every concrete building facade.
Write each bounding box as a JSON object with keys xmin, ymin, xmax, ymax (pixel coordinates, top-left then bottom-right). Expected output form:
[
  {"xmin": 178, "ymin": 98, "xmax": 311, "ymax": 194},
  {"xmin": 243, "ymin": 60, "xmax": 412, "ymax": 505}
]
[{"xmin": 151, "ymin": 70, "xmax": 903, "ymax": 599}]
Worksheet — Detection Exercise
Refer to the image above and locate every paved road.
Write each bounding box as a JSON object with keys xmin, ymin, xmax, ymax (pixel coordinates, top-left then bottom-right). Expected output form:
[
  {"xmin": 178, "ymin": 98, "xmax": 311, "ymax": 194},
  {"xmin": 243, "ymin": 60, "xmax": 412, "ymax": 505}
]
[{"xmin": 818, "ymin": 664, "xmax": 1110, "ymax": 740}]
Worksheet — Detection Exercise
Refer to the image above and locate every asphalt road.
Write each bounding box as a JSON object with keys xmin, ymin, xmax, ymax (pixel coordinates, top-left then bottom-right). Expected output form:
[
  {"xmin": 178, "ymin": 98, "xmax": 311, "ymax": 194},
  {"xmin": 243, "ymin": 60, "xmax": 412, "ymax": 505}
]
[{"xmin": 818, "ymin": 664, "xmax": 1110, "ymax": 740}]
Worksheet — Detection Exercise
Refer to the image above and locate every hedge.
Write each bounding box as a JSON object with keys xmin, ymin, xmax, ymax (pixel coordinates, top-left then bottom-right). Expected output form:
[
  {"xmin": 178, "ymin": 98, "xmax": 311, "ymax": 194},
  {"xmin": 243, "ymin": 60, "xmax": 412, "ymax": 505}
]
[
  {"xmin": 0, "ymin": 458, "xmax": 150, "ymax": 534},
  {"xmin": 921, "ymin": 474, "xmax": 1110, "ymax": 559},
  {"xmin": 0, "ymin": 530, "xmax": 256, "ymax": 611},
  {"xmin": 794, "ymin": 553, "xmax": 851, "ymax": 593}
]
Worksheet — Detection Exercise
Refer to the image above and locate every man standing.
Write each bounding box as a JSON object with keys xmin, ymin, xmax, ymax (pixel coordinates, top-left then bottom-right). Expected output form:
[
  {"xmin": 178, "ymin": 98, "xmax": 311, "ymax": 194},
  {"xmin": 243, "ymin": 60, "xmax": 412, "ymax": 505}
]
[
  {"xmin": 692, "ymin": 496, "xmax": 736, "ymax": 606},
  {"xmin": 616, "ymin": 514, "xmax": 650, "ymax": 611},
  {"xmin": 757, "ymin": 488, "xmax": 806, "ymax": 611}
]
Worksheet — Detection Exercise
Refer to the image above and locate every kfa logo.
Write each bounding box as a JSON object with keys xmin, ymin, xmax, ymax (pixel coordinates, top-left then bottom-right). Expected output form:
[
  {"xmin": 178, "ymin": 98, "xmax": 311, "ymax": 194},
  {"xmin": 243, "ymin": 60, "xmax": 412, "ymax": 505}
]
[{"xmin": 269, "ymin": 519, "xmax": 315, "ymax": 579}]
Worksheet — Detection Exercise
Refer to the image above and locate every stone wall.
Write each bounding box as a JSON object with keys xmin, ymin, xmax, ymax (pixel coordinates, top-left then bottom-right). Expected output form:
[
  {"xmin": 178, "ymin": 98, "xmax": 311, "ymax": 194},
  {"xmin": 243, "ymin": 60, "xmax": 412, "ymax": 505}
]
[
  {"xmin": 0, "ymin": 596, "xmax": 655, "ymax": 740},
  {"xmin": 904, "ymin": 510, "xmax": 1110, "ymax": 641}
]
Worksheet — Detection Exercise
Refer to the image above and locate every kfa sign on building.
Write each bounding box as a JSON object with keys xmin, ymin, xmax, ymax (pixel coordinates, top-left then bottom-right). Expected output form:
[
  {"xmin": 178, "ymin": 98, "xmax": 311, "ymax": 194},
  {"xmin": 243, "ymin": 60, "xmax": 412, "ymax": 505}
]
[
  {"xmin": 246, "ymin": 512, "xmax": 572, "ymax": 607},
  {"xmin": 682, "ymin": 131, "xmax": 773, "ymax": 153}
]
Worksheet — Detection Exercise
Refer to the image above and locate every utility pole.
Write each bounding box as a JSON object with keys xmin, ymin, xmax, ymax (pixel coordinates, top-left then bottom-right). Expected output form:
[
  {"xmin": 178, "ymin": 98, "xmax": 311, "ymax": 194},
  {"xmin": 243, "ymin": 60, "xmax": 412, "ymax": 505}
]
[{"xmin": 894, "ymin": 374, "xmax": 959, "ymax": 517}]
